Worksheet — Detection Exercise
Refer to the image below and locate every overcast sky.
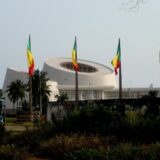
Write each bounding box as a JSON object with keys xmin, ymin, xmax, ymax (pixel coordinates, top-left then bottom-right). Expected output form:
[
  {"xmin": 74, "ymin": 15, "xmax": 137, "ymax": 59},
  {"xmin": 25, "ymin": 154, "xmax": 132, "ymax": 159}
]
[{"xmin": 0, "ymin": 0, "xmax": 160, "ymax": 89}]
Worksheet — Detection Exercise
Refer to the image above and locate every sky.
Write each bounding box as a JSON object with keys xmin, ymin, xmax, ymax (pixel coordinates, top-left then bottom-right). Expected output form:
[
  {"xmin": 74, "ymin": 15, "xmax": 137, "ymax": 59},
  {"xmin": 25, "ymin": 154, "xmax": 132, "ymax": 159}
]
[{"xmin": 0, "ymin": 0, "xmax": 160, "ymax": 89}]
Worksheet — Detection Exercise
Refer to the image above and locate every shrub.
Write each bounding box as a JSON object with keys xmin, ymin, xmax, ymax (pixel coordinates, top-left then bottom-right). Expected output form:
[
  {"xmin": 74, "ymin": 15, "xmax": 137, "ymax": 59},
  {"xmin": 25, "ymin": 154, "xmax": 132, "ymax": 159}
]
[
  {"xmin": 0, "ymin": 125, "xmax": 6, "ymax": 140},
  {"xmin": 65, "ymin": 148, "xmax": 106, "ymax": 160},
  {"xmin": 107, "ymin": 143, "xmax": 135, "ymax": 160},
  {"xmin": 38, "ymin": 134, "xmax": 109, "ymax": 159},
  {"xmin": 6, "ymin": 122, "xmax": 55, "ymax": 152},
  {"xmin": 147, "ymin": 142, "xmax": 160, "ymax": 159},
  {"xmin": 53, "ymin": 104, "xmax": 122, "ymax": 135},
  {"xmin": 106, "ymin": 142, "xmax": 160, "ymax": 160},
  {"xmin": 0, "ymin": 144, "xmax": 27, "ymax": 160}
]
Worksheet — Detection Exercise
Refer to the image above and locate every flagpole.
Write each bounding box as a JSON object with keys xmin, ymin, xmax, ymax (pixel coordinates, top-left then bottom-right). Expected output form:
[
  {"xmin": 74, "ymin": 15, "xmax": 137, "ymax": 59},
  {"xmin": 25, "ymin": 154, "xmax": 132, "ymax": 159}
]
[
  {"xmin": 39, "ymin": 72, "xmax": 42, "ymax": 116},
  {"xmin": 29, "ymin": 76, "xmax": 32, "ymax": 113},
  {"xmin": 29, "ymin": 35, "xmax": 32, "ymax": 116},
  {"xmin": 119, "ymin": 39, "xmax": 122, "ymax": 99},
  {"xmin": 75, "ymin": 69, "xmax": 79, "ymax": 106},
  {"xmin": 75, "ymin": 37, "xmax": 79, "ymax": 107},
  {"xmin": 119, "ymin": 60, "xmax": 122, "ymax": 99}
]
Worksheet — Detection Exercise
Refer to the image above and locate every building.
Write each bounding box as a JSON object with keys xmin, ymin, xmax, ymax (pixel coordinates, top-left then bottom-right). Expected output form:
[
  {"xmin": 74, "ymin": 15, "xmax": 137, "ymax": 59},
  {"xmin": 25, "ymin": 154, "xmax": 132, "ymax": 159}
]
[
  {"xmin": 43, "ymin": 57, "xmax": 117, "ymax": 101},
  {"xmin": 3, "ymin": 57, "xmax": 159, "ymax": 111},
  {"xmin": 2, "ymin": 58, "xmax": 116, "ymax": 109},
  {"xmin": 3, "ymin": 68, "xmax": 29, "ymax": 111}
]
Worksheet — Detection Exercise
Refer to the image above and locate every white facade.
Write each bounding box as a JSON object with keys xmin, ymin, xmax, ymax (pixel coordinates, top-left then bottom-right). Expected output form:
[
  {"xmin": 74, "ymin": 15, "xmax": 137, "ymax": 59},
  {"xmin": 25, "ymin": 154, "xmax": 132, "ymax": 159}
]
[
  {"xmin": 3, "ymin": 68, "xmax": 29, "ymax": 110},
  {"xmin": 46, "ymin": 80, "xmax": 59, "ymax": 102},
  {"xmin": 43, "ymin": 58, "xmax": 117, "ymax": 101},
  {"xmin": 3, "ymin": 58, "xmax": 117, "ymax": 109}
]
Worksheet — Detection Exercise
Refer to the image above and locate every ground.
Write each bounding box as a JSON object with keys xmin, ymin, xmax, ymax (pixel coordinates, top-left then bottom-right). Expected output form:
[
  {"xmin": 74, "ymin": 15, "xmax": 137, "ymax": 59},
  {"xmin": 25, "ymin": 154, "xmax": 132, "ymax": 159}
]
[{"xmin": 27, "ymin": 157, "xmax": 49, "ymax": 160}]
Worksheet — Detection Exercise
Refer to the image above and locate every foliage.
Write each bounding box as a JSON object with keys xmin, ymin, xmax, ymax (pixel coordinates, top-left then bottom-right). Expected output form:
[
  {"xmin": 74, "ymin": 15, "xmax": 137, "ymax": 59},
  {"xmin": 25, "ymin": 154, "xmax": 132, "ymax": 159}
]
[
  {"xmin": 20, "ymin": 99, "xmax": 29, "ymax": 111},
  {"xmin": 0, "ymin": 125, "xmax": 6, "ymax": 140},
  {"xmin": 52, "ymin": 104, "xmax": 122, "ymax": 135},
  {"xmin": 0, "ymin": 144, "xmax": 27, "ymax": 160},
  {"xmin": 115, "ymin": 100, "xmax": 125, "ymax": 115},
  {"xmin": 31, "ymin": 69, "xmax": 51, "ymax": 114},
  {"xmin": 49, "ymin": 102, "xmax": 160, "ymax": 143},
  {"xmin": 38, "ymin": 134, "xmax": 108, "ymax": 159},
  {"xmin": 106, "ymin": 142, "xmax": 160, "ymax": 160},
  {"xmin": 142, "ymin": 90, "xmax": 159, "ymax": 118},
  {"xmin": 55, "ymin": 92, "xmax": 69, "ymax": 105},
  {"xmin": 4, "ymin": 122, "xmax": 54, "ymax": 151},
  {"xmin": 6, "ymin": 79, "xmax": 27, "ymax": 111},
  {"xmin": 37, "ymin": 135, "xmax": 160, "ymax": 160},
  {"xmin": 2, "ymin": 100, "xmax": 160, "ymax": 159},
  {"xmin": 65, "ymin": 148, "xmax": 105, "ymax": 160}
]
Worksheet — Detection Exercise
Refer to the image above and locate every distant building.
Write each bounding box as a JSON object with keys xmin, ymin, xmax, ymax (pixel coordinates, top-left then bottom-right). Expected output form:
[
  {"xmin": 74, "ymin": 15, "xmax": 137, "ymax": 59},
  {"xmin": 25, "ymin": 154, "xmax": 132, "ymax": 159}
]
[
  {"xmin": 2, "ymin": 58, "xmax": 116, "ymax": 109},
  {"xmin": 3, "ymin": 68, "xmax": 28, "ymax": 112},
  {"xmin": 3, "ymin": 57, "xmax": 160, "ymax": 111},
  {"xmin": 43, "ymin": 58, "xmax": 117, "ymax": 101}
]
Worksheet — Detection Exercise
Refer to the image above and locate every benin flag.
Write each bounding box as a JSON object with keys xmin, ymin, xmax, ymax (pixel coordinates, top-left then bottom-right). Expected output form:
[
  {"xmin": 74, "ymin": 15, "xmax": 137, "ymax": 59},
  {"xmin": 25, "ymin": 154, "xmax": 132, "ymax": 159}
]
[
  {"xmin": 72, "ymin": 37, "xmax": 79, "ymax": 71},
  {"xmin": 27, "ymin": 35, "xmax": 34, "ymax": 76},
  {"xmin": 111, "ymin": 39, "xmax": 121, "ymax": 75}
]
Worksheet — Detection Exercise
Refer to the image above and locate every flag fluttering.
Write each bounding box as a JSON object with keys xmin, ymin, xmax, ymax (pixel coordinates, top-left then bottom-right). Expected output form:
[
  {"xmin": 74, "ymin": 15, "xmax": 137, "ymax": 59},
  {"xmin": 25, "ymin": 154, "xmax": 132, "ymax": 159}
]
[
  {"xmin": 72, "ymin": 37, "xmax": 79, "ymax": 71},
  {"xmin": 27, "ymin": 35, "xmax": 35, "ymax": 76},
  {"xmin": 111, "ymin": 39, "xmax": 121, "ymax": 75}
]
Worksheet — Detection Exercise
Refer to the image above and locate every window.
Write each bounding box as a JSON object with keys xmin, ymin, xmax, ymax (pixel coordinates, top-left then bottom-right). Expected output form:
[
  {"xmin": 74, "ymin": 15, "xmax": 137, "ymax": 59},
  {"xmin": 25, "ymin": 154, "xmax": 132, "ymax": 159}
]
[{"xmin": 61, "ymin": 62, "xmax": 97, "ymax": 73}]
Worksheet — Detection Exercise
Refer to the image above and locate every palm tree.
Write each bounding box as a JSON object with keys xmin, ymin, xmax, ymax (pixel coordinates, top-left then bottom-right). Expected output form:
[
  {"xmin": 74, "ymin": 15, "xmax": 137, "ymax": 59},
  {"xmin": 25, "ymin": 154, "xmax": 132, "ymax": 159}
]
[
  {"xmin": 55, "ymin": 93, "xmax": 69, "ymax": 105},
  {"xmin": 32, "ymin": 69, "xmax": 51, "ymax": 114},
  {"xmin": 55, "ymin": 93, "xmax": 69, "ymax": 118},
  {"xmin": 6, "ymin": 79, "xmax": 26, "ymax": 111}
]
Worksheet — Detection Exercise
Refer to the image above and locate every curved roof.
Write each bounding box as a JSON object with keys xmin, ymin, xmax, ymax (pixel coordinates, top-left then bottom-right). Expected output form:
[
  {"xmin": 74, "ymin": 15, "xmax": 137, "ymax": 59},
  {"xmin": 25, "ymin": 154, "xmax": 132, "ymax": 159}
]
[
  {"xmin": 43, "ymin": 57, "xmax": 117, "ymax": 90},
  {"xmin": 45, "ymin": 57, "xmax": 113, "ymax": 75}
]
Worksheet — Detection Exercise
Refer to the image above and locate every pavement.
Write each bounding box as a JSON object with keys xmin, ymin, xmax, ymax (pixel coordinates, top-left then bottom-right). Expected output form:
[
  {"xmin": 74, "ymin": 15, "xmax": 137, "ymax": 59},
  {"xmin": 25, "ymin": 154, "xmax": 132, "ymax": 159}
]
[{"xmin": 5, "ymin": 125, "xmax": 34, "ymax": 132}]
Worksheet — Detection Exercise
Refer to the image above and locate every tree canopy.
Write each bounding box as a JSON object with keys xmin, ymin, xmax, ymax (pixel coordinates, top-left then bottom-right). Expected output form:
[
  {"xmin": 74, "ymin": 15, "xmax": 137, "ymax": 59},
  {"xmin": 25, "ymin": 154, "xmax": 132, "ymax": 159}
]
[
  {"xmin": 32, "ymin": 69, "xmax": 51, "ymax": 114},
  {"xmin": 6, "ymin": 79, "xmax": 26, "ymax": 111}
]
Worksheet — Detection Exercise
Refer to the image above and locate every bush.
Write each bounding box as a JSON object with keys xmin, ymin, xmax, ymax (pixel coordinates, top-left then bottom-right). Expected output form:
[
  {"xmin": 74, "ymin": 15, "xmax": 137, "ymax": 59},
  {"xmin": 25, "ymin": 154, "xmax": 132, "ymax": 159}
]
[
  {"xmin": 0, "ymin": 144, "xmax": 27, "ymax": 160},
  {"xmin": 107, "ymin": 143, "xmax": 137, "ymax": 160},
  {"xmin": 38, "ymin": 134, "xmax": 108, "ymax": 159},
  {"xmin": 6, "ymin": 122, "xmax": 55, "ymax": 152},
  {"xmin": 65, "ymin": 148, "xmax": 106, "ymax": 160},
  {"xmin": 0, "ymin": 125, "xmax": 5, "ymax": 140},
  {"xmin": 106, "ymin": 142, "xmax": 160, "ymax": 160},
  {"xmin": 53, "ymin": 104, "xmax": 122, "ymax": 135}
]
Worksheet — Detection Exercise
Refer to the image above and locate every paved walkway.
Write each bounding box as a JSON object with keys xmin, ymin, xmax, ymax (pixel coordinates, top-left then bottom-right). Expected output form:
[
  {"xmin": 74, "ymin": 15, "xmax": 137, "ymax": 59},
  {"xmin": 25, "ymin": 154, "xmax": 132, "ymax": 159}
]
[{"xmin": 5, "ymin": 125, "xmax": 34, "ymax": 132}]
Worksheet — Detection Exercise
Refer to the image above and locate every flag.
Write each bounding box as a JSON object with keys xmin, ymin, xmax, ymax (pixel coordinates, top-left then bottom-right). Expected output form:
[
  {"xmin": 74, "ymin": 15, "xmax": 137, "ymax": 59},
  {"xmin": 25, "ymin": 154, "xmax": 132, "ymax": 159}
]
[
  {"xmin": 72, "ymin": 37, "xmax": 79, "ymax": 71},
  {"xmin": 27, "ymin": 35, "xmax": 35, "ymax": 76},
  {"xmin": 111, "ymin": 39, "xmax": 121, "ymax": 75}
]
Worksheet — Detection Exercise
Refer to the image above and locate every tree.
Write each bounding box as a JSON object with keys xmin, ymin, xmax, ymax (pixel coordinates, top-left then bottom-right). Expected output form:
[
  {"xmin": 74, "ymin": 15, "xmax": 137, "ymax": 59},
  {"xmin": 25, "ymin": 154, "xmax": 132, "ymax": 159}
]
[
  {"xmin": 55, "ymin": 93, "xmax": 69, "ymax": 118},
  {"xmin": 6, "ymin": 79, "xmax": 26, "ymax": 111},
  {"xmin": 32, "ymin": 69, "xmax": 51, "ymax": 114},
  {"xmin": 55, "ymin": 93, "xmax": 69, "ymax": 105},
  {"xmin": 142, "ymin": 90, "xmax": 159, "ymax": 118}
]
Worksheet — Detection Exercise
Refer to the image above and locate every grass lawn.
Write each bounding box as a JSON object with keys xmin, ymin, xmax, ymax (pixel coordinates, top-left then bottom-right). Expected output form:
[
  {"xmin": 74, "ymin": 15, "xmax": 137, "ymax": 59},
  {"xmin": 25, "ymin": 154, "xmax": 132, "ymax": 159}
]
[
  {"xmin": 5, "ymin": 117, "xmax": 34, "ymax": 126},
  {"xmin": 6, "ymin": 121, "xmax": 34, "ymax": 126}
]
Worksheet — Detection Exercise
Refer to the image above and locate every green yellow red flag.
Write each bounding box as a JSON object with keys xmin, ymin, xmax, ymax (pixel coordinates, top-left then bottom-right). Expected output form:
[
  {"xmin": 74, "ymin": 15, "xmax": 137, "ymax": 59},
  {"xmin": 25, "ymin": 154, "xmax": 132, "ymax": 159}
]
[
  {"xmin": 72, "ymin": 37, "xmax": 79, "ymax": 71},
  {"xmin": 111, "ymin": 39, "xmax": 121, "ymax": 75},
  {"xmin": 27, "ymin": 35, "xmax": 35, "ymax": 76}
]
